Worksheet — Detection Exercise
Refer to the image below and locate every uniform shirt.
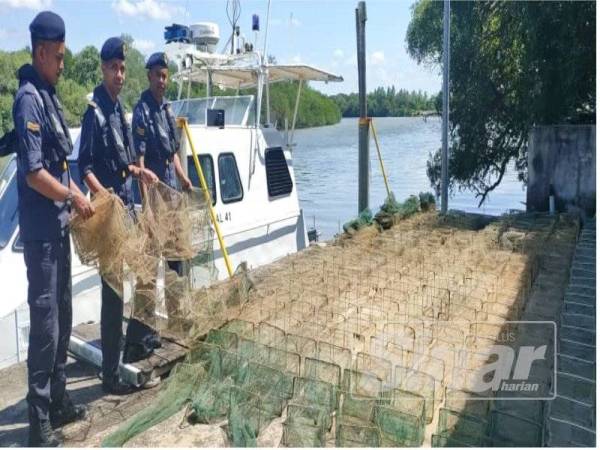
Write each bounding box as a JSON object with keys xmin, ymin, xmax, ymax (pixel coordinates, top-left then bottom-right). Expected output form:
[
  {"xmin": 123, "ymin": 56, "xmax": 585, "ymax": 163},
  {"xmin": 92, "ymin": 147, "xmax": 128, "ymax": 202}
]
[
  {"xmin": 132, "ymin": 89, "xmax": 178, "ymax": 190},
  {"xmin": 78, "ymin": 84, "xmax": 135, "ymax": 207},
  {"xmin": 13, "ymin": 66, "xmax": 70, "ymax": 242}
]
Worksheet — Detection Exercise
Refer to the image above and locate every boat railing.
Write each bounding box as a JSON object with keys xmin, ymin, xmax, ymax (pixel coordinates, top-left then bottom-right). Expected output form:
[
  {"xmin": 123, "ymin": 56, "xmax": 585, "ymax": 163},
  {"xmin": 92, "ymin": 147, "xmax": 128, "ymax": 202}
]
[{"xmin": 171, "ymin": 95, "xmax": 255, "ymax": 127}]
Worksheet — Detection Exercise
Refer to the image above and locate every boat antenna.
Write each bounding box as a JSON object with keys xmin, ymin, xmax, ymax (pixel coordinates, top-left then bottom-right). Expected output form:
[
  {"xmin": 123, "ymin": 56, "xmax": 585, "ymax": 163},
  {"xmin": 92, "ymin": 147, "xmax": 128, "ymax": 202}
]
[
  {"xmin": 226, "ymin": 0, "xmax": 241, "ymax": 55},
  {"xmin": 263, "ymin": 0, "xmax": 272, "ymax": 59}
]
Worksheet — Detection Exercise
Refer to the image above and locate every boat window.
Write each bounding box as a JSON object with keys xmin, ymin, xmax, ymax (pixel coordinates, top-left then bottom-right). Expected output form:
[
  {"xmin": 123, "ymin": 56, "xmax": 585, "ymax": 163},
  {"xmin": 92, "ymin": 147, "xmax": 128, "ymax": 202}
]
[
  {"xmin": 171, "ymin": 95, "xmax": 255, "ymax": 127},
  {"xmin": 218, "ymin": 153, "xmax": 243, "ymax": 203},
  {"xmin": 265, "ymin": 147, "xmax": 293, "ymax": 197},
  {"xmin": 188, "ymin": 155, "xmax": 216, "ymax": 205},
  {"xmin": 0, "ymin": 158, "xmax": 19, "ymax": 250}
]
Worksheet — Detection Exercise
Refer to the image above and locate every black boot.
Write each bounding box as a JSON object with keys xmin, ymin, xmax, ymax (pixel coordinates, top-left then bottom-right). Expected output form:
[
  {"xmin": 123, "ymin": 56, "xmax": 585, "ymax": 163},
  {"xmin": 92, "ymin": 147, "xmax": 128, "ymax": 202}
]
[
  {"xmin": 28, "ymin": 418, "xmax": 62, "ymax": 447},
  {"xmin": 102, "ymin": 379, "xmax": 135, "ymax": 396},
  {"xmin": 50, "ymin": 393, "xmax": 88, "ymax": 429},
  {"xmin": 146, "ymin": 332, "xmax": 162, "ymax": 349}
]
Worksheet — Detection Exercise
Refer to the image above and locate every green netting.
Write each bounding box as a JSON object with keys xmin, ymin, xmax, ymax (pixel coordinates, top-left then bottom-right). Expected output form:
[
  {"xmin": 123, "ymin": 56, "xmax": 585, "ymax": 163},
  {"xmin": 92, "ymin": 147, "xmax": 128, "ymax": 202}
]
[
  {"xmin": 431, "ymin": 433, "xmax": 482, "ymax": 447},
  {"xmin": 91, "ymin": 206, "xmax": 565, "ymax": 448},
  {"xmin": 206, "ymin": 328, "xmax": 239, "ymax": 351},
  {"xmin": 285, "ymin": 333, "xmax": 317, "ymax": 358},
  {"xmin": 186, "ymin": 344, "xmax": 239, "ymax": 423},
  {"xmin": 342, "ymin": 368, "xmax": 382, "ymax": 398},
  {"xmin": 304, "ymin": 356, "xmax": 341, "ymax": 386},
  {"xmin": 318, "ymin": 341, "xmax": 352, "ymax": 369},
  {"xmin": 379, "ymin": 193, "xmax": 420, "ymax": 216},
  {"xmin": 373, "ymin": 404, "xmax": 424, "ymax": 446},
  {"xmin": 257, "ymin": 321, "xmax": 286, "ymax": 346},
  {"xmin": 343, "ymin": 208, "xmax": 373, "ymax": 234},
  {"xmin": 338, "ymin": 392, "xmax": 377, "ymax": 424},
  {"xmin": 227, "ymin": 387, "xmax": 265, "ymax": 447},
  {"xmin": 282, "ymin": 403, "xmax": 329, "ymax": 447},
  {"xmin": 222, "ymin": 319, "xmax": 255, "ymax": 339},
  {"xmin": 292, "ymin": 377, "xmax": 338, "ymax": 412},
  {"xmin": 101, "ymin": 363, "xmax": 205, "ymax": 447},
  {"xmin": 436, "ymin": 408, "xmax": 488, "ymax": 447},
  {"xmin": 395, "ymin": 366, "xmax": 435, "ymax": 423},
  {"xmin": 338, "ymin": 369, "xmax": 382, "ymax": 424},
  {"xmin": 382, "ymin": 388, "xmax": 426, "ymax": 421},
  {"xmin": 336, "ymin": 423, "xmax": 381, "ymax": 447},
  {"xmin": 239, "ymin": 337, "xmax": 301, "ymax": 376},
  {"xmin": 488, "ymin": 410, "xmax": 542, "ymax": 446},
  {"xmin": 189, "ymin": 379, "xmax": 233, "ymax": 424},
  {"xmin": 444, "ymin": 388, "xmax": 490, "ymax": 419},
  {"xmin": 355, "ymin": 352, "xmax": 393, "ymax": 386},
  {"xmin": 238, "ymin": 360, "xmax": 294, "ymax": 405}
]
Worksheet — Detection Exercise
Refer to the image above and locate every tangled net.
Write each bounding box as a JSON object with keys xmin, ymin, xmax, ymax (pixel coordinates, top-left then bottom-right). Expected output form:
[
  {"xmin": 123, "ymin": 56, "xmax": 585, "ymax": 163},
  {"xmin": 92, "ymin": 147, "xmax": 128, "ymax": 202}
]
[{"xmin": 70, "ymin": 182, "xmax": 253, "ymax": 340}]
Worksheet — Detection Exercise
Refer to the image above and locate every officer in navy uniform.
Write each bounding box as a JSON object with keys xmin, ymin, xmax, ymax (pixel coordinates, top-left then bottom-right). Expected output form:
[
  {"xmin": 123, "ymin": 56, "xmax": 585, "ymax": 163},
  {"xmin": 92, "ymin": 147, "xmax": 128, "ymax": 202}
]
[
  {"xmin": 14, "ymin": 11, "xmax": 93, "ymax": 447},
  {"xmin": 78, "ymin": 37, "xmax": 158, "ymax": 395},
  {"xmin": 131, "ymin": 52, "xmax": 192, "ymax": 340}
]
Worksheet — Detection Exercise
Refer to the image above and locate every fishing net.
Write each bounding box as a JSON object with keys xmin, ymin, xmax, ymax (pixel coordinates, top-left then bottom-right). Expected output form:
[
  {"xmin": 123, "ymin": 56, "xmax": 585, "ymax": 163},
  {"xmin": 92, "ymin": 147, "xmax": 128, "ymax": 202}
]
[
  {"xmin": 101, "ymin": 362, "xmax": 206, "ymax": 447},
  {"xmin": 95, "ymin": 207, "xmax": 578, "ymax": 447},
  {"xmin": 342, "ymin": 208, "xmax": 373, "ymax": 234},
  {"xmin": 374, "ymin": 191, "xmax": 436, "ymax": 230},
  {"xmin": 70, "ymin": 182, "xmax": 243, "ymax": 341},
  {"xmin": 282, "ymin": 403, "xmax": 328, "ymax": 447}
]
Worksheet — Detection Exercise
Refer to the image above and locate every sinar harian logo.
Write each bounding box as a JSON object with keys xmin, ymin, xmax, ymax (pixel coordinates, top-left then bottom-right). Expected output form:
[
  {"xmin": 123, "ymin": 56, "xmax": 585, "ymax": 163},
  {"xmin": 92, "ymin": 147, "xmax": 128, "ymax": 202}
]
[{"xmin": 351, "ymin": 321, "xmax": 555, "ymax": 401}]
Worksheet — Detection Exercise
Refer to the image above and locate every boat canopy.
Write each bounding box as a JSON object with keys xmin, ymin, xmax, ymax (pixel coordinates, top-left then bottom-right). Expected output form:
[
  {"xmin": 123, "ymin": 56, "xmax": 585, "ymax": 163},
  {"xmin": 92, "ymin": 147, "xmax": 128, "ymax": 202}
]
[{"xmin": 173, "ymin": 64, "xmax": 343, "ymax": 89}]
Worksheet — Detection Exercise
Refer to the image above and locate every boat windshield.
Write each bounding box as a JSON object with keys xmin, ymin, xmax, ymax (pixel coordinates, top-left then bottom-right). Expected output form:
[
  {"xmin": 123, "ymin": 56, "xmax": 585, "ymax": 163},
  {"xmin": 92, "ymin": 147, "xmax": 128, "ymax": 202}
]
[
  {"xmin": 171, "ymin": 95, "xmax": 255, "ymax": 127},
  {"xmin": 0, "ymin": 157, "xmax": 18, "ymax": 250}
]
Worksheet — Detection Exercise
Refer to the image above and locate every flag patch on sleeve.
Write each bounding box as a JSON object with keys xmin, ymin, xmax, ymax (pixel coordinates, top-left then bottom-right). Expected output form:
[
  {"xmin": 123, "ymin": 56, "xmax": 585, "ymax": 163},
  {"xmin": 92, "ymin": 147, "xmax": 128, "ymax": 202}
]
[{"xmin": 26, "ymin": 121, "xmax": 40, "ymax": 132}]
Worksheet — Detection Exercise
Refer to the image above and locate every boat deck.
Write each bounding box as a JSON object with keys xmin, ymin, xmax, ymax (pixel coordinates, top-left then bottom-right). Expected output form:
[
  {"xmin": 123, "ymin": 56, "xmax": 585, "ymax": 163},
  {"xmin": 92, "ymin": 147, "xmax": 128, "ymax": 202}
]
[{"xmin": 70, "ymin": 319, "xmax": 189, "ymax": 387}]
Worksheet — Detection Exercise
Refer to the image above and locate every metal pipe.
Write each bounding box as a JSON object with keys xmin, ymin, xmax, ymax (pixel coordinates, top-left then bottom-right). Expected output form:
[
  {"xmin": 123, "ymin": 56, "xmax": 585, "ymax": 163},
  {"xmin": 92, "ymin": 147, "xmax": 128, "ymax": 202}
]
[
  {"xmin": 207, "ymin": 70, "xmax": 212, "ymax": 98},
  {"xmin": 356, "ymin": 1, "xmax": 369, "ymax": 214},
  {"xmin": 370, "ymin": 119, "xmax": 391, "ymax": 199},
  {"xmin": 177, "ymin": 117, "xmax": 235, "ymax": 277},
  {"xmin": 441, "ymin": 0, "xmax": 450, "ymax": 214},
  {"xmin": 290, "ymin": 79, "xmax": 303, "ymax": 144},
  {"xmin": 263, "ymin": 0, "xmax": 272, "ymax": 57},
  {"xmin": 266, "ymin": 72, "xmax": 271, "ymax": 125}
]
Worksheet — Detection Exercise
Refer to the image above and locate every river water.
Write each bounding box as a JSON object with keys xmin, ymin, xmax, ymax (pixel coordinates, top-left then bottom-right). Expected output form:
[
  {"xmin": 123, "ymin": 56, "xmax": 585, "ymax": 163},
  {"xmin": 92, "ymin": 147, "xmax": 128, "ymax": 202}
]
[{"xmin": 293, "ymin": 117, "xmax": 526, "ymax": 240}]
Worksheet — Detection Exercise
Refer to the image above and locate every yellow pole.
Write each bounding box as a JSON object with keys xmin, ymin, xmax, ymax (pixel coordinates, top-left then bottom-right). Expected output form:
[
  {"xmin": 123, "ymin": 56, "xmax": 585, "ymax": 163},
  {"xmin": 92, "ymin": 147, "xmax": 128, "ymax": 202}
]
[
  {"xmin": 177, "ymin": 117, "xmax": 234, "ymax": 278},
  {"xmin": 369, "ymin": 118, "xmax": 391, "ymax": 199}
]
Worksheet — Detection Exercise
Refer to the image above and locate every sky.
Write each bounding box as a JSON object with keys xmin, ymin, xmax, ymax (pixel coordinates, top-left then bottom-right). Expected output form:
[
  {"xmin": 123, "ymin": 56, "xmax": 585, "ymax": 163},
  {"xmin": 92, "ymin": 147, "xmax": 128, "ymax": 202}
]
[{"xmin": 0, "ymin": 0, "xmax": 442, "ymax": 96}]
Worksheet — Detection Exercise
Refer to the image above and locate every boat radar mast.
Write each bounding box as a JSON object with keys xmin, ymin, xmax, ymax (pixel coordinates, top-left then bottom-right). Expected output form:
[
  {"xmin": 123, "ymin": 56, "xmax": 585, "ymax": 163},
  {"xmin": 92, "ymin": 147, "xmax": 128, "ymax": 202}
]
[{"xmin": 163, "ymin": 11, "xmax": 343, "ymax": 136}]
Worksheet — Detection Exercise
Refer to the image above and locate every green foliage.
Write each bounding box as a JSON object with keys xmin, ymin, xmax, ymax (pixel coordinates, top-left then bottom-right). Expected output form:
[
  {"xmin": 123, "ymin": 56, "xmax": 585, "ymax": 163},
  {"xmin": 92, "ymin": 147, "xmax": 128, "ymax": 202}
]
[
  {"xmin": 56, "ymin": 78, "xmax": 88, "ymax": 126},
  {"xmin": 406, "ymin": 0, "xmax": 595, "ymax": 204},
  {"xmin": 0, "ymin": 49, "xmax": 31, "ymax": 134},
  {"xmin": 331, "ymin": 86, "xmax": 436, "ymax": 117},
  {"xmin": 63, "ymin": 45, "xmax": 101, "ymax": 90},
  {"xmin": 0, "ymin": 44, "xmax": 342, "ymax": 134}
]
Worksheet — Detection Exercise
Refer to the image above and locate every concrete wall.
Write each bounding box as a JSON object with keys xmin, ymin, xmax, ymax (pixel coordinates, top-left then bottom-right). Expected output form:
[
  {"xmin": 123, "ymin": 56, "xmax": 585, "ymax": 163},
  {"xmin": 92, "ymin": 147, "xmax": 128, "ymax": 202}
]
[{"xmin": 527, "ymin": 125, "xmax": 596, "ymax": 217}]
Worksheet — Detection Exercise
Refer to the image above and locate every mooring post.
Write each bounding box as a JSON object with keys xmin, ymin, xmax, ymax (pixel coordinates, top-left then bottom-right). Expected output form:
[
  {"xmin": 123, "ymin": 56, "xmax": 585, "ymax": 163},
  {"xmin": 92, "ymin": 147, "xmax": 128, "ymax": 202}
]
[
  {"xmin": 356, "ymin": 1, "xmax": 369, "ymax": 214},
  {"xmin": 441, "ymin": 0, "xmax": 450, "ymax": 214}
]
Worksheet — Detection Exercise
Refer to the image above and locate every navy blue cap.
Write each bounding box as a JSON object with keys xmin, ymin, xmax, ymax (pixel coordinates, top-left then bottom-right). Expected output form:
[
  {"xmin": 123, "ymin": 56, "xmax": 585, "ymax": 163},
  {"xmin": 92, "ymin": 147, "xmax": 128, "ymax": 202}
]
[
  {"xmin": 101, "ymin": 37, "xmax": 127, "ymax": 62},
  {"xmin": 29, "ymin": 11, "xmax": 65, "ymax": 42},
  {"xmin": 145, "ymin": 52, "xmax": 169, "ymax": 70}
]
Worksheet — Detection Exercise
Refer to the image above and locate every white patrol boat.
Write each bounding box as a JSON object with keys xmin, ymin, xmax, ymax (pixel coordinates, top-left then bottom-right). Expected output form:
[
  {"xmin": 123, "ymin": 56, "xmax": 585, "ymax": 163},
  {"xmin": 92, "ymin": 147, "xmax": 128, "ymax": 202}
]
[{"xmin": 0, "ymin": 14, "xmax": 342, "ymax": 383}]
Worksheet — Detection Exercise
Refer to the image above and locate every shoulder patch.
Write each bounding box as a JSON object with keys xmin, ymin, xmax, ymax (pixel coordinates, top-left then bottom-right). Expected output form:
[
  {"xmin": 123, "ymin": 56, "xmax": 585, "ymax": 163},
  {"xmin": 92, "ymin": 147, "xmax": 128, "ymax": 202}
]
[
  {"xmin": 87, "ymin": 100, "xmax": 98, "ymax": 108},
  {"xmin": 136, "ymin": 126, "xmax": 145, "ymax": 136},
  {"xmin": 26, "ymin": 121, "xmax": 41, "ymax": 133}
]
